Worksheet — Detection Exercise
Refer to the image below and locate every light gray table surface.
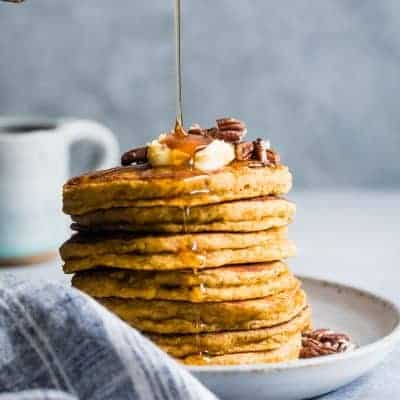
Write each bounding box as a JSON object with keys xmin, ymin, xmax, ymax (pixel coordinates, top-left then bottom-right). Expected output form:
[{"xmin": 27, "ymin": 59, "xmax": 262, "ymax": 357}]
[{"xmin": 1, "ymin": 190, "xmax": 399, "ymax": 399}]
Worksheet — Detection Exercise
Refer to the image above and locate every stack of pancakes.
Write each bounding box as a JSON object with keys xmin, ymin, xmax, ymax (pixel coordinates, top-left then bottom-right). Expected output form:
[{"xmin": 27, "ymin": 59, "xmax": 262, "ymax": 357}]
[{"xmin": 61, "ymin": 161, "xmax": 311, "ymax": 365}]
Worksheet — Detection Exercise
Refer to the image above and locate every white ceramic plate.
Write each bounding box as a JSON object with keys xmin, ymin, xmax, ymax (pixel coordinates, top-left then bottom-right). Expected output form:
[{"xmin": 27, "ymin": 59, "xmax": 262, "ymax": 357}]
[{"xmin": 189, "ymin": 276, "xmax": 400, "ymax": 400}]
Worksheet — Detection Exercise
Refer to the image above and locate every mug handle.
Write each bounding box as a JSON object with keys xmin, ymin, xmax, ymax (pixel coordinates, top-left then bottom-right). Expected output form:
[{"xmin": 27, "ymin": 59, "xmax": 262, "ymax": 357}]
[{"xmin": 61, "ymin": 119, "xmax": 120, "ymax": 172}]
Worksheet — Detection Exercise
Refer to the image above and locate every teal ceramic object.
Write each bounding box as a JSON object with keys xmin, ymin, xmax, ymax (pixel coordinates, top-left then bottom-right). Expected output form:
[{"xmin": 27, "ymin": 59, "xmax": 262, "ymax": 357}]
[{"xmin": 0, "ymin": 116, "xmax": 119, "ymax": 262}]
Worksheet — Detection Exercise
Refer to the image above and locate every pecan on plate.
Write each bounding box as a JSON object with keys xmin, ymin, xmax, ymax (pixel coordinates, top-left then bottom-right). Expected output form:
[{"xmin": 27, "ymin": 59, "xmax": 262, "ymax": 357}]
[{"xmin": 300, "ymin": 329, "xmax": 354, "ymax": 359}]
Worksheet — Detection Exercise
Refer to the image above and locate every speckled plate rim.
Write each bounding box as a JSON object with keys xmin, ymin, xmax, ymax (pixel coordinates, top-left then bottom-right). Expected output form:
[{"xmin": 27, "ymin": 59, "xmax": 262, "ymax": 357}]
[{"xmin": 188, "ymin": 275, "xmax": 400, "ymax": 373}]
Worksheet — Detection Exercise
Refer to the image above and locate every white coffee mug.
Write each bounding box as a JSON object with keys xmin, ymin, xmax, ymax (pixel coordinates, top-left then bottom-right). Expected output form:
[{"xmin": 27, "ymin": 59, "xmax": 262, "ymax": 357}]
[{"xmin": 0, "ymin": 116, "xmax": 119, "ymax": 264}]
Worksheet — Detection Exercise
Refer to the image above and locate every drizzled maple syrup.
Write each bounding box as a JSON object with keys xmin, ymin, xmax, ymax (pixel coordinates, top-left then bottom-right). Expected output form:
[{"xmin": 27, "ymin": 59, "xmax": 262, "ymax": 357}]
[
  {"xmin": 181, "ymin": 206, "xmax": 205, "ymax": 355},
  {"xmin": 173, "ymin": 0, "xmax": 206, "ymax": 358},
  {"xmin": 161, "ymin": 132, "xmax": 211, "ymax": 159}
]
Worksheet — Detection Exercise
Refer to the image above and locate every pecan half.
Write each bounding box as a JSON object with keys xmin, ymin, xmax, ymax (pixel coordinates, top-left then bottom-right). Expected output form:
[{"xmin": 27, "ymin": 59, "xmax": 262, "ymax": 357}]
[
  {"xmin": 216, "ymin": 118, "xmax": 246, "ymax": 132},
  {"xmin": 253, "ymin": 138, "xmax": 269, "ymax": 164},
  {"xmin": 121, "ymin": 147, "xmax": 148, "ymax": 166},
  {"xmin": 214, "ymin": 117, "xmax": 247, "ymax": 142},
  {"xmin": 205, "ymin": 126, "xmax": 218, "ymax": 138},
  {"xmin": 300, "ymin": 329, "xmax": 354, "ymax": 359},
  {"xmin": 235, "ymin": 141, "xmax": 254, "ymax": 161},
  {"xmin": 267, "ymin": 149, "xmax": 280, "ymax": 165},
  {"xmin": 212, "ymin": 130, "xmax": 244, "ymax": 142},
  {"xmin": 188, "ymin": 123, "xmax": 205, "ymax": 136}
]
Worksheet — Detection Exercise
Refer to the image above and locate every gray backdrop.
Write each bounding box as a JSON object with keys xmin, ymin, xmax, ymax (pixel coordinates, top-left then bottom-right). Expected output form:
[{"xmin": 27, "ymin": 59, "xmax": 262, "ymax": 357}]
[{"xmin": 0, "ymin": 0, "xmax": 399, "ymax": 187}]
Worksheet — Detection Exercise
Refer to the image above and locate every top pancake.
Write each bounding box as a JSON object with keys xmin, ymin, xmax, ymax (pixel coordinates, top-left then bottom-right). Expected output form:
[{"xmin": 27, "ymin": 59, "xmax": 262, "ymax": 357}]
[{"xmin": 63, "ymin": 161, "xmax": 292, "ymax": 215}]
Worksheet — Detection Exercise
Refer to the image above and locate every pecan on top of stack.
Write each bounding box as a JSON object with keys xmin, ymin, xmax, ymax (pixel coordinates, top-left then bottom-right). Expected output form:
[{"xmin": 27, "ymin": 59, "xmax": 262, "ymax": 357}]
[{"xmin": 121, "ymin": 118, "xmax": 280, "ymax": 172}]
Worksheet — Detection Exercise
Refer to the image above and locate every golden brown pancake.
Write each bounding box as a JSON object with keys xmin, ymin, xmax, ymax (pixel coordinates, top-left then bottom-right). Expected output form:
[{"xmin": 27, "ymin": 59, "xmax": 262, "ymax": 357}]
[
  {"xmin": 63, "ymin": 238, "xmax": 296, "ymax": 273},
  {"xmin": 61, "ymin": 227, "xmax": 287, "ymax": 258},
  {"xmin": 149, "ymin": 307, "xmax": 311, "ymax": 357},
  {"xmin": 63, "ymin": 161, "xmax": 292, "ymax": 215},
  {"xmin": 178, "ymin": 333, "xmax": 301, "ymax": 365},
  {"xmin": 72, "ymin": 262, "xmax": 299, "ymax": 302},
  {"xmin": 71, "ymin": 218, "xmax": 290, "ymax": 234},
  {"xmin": 72, "ymin": 261, "xmax": 289, "ymax": 290},
  {"xmin": 98, "ymin": 287, "xmax": 306, "ymax": 334},
  {"xmin": 70, "ymin": 197, "xmax": 295, "ymax": 233}
]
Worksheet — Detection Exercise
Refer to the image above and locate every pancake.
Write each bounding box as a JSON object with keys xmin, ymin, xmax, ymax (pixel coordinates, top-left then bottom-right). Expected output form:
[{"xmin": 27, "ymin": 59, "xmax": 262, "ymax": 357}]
[
  {"xmin": 178, "ymin": 333, "xmax": 301, "ymax": 365},
  {"xmin": 71, "ymin": 218, "xmax": 290, "ymax": 234},
  {"xmin": 98, "ymin": 287, "xmax": 306, "ymax": 334},
  {"xmin": 71, "ymin": 197, "xmax": 295, "ymax": 233},
  {"xmin": 149, "ymin": 307, "xmax": 311, "ymax": 357},
  {"xmin": 72, "ymin": 262, "xmax": 299, "ymax": 302},
  {"xmin": 72, "ymin": 261, "xmax": 290, "ymax": 291},
  {"xmin": 63, "ymin": 239, "xmax": 296, "ymax": 273},
  {"xmin": 63, "ymin": 161, "xmax": 292, "ymax": 215},
  {"xmin": 61, "ymin": 227, "xmax": 287, "ymax": 259}
]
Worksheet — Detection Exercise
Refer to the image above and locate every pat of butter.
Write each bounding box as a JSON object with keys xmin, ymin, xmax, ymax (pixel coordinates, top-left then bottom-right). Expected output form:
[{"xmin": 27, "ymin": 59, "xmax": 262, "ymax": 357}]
[
  {"xmin": 147, "ymin": 137, "xmax": 235, "ymax": 172},
  {"xmin": 194, "ymin": 140, "xmax": 235, "ymax": 171},
  {"xmin": 147, "ymin": 139, "xmax": 191, "ymax": 167}
]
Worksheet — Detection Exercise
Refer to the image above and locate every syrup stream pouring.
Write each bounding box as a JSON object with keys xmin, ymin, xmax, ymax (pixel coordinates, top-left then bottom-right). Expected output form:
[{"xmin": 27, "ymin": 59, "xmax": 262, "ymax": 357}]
[
  {"xmin": 174, "ymin": 0, "xmax": 184, "ymax": 129},
  {"xmin": 174, "ymin": 0, "xmax": 203, "ymax": 356}
]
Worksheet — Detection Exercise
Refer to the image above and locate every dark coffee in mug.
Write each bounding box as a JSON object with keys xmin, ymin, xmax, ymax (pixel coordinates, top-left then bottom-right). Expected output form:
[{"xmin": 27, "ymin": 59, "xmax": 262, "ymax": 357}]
[{"xmin": 0, "ymin": 123, "xmax": 57, "ymax": 134}]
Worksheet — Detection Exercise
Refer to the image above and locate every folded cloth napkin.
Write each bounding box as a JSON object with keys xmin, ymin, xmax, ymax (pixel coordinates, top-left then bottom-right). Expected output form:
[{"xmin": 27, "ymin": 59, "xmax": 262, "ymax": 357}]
[{"xmin": 0, "ymin": 280, "xmax": 217, "ymax": 400}]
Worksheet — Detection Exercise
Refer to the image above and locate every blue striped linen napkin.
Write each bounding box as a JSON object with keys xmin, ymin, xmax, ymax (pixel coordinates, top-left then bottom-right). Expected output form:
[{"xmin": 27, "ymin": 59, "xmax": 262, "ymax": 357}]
[{"xmin": 0, "ymin": 280, "xmax": 217, "ymax": 400}]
